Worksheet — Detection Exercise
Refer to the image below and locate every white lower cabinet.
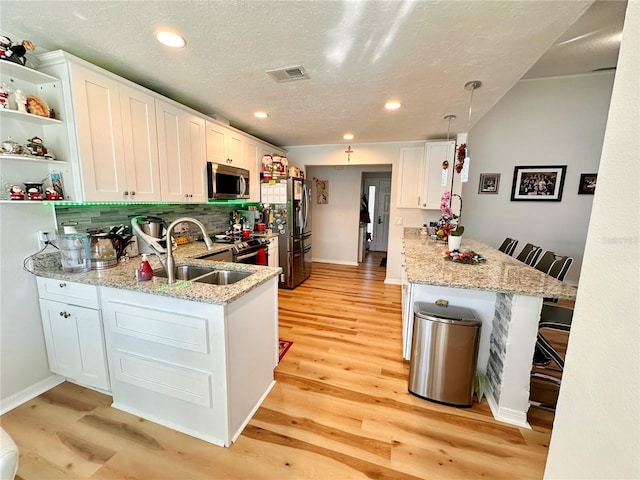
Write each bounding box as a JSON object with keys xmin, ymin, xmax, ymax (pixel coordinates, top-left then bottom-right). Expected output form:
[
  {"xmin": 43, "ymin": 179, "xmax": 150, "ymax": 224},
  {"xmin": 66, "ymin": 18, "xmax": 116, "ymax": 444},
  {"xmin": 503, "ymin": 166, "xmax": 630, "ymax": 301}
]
[
  {"xmin": 268, "ymin": 236, "xmax": 279, "ymax": 268},
  {"xmin": 36, "ymin": 278, "xmax": 110, "ymax": 391},
  {"xmin": 100, "ymin": 279, "xmax": 278, "ymax": 447}
]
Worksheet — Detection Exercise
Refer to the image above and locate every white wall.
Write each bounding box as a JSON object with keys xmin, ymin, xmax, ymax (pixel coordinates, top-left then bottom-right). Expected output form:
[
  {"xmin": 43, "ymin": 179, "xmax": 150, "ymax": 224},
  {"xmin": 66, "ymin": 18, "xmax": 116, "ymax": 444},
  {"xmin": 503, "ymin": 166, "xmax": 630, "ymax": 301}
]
[
  {"xmin": 0, "ymin": 203, "xmax": 58, "ymax": 407},
  {"xmin": 545, "ymin": 2, "xmax": 639, "ymax": 478},
  {"xmin": 462, "ymin": 71, "xmax": 615, "ymax": 284},
  {"xmin": 287, "ymin": 142, "xmax": 442, "ymax": 283}
]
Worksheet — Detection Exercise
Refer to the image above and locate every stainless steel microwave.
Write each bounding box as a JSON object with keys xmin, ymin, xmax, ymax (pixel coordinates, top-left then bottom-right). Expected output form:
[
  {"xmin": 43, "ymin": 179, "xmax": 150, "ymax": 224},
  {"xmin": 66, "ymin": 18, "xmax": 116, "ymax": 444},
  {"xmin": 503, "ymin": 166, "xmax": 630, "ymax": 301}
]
[{"xmin": 207, "ymin": 162, "xmax": 250, "ymax": 200}]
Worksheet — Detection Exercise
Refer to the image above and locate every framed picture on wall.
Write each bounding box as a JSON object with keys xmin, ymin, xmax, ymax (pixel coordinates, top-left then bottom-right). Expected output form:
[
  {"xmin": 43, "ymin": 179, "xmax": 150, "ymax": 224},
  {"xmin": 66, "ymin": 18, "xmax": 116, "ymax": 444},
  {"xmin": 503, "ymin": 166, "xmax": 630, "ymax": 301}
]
[
  {"xmin": 478, "ymin": 173, "xmax": 500, "ymax": 194},
  {"xmin": 511, "ymin": 165, "xmax": 567, "ymax": 202},
  {"xmin": 578, "ymin": 173, "xmax": 597, "ymax": 195}
]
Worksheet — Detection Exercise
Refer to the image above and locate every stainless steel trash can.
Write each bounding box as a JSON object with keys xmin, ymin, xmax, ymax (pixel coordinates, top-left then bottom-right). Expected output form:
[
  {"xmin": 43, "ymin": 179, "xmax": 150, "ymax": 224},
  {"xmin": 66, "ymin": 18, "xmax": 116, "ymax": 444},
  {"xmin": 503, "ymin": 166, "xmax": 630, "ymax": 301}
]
[{"xmin": 408, "ymin": 301, "xmax": 481, "ymax": 407}]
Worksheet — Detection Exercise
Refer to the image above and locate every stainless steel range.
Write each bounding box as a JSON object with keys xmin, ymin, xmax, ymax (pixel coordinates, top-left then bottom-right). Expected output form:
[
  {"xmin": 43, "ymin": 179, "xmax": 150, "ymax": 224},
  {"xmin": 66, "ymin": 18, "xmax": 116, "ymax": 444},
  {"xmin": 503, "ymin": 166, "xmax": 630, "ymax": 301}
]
[{"xmin": 202, "ymin": 235, "xmax": 270, "ymax": 265}]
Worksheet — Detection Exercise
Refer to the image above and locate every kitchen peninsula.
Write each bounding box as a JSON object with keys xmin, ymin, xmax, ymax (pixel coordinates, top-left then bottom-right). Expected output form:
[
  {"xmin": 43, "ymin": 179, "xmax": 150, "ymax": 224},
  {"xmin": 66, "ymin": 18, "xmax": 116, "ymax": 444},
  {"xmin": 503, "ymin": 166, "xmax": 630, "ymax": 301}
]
[
  {"xmin": 402, "ymin": 228, "xmax": 577, "ymax": 427},
  {"xmin": 31, "ymin": 241, "xmax": 282, "ymax": 447}
]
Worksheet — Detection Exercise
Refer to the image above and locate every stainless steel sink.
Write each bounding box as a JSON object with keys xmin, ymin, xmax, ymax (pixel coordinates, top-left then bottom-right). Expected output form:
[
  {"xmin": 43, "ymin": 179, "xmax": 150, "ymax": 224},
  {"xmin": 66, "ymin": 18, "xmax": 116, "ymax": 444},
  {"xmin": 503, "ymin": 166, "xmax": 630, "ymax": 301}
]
[
  {"xmin": 194, "ymin": 269, "xmax": 253, "ymax": 285},
  {"xmin": 153, "ymin": 264, "xmax": 252, "ymax": 284}
]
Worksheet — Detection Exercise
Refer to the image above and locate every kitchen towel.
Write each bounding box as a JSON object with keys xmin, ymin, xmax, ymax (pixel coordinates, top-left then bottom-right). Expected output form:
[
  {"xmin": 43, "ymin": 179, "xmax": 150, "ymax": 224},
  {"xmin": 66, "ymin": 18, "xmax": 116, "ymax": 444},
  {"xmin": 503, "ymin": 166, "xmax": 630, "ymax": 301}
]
[{"xmin": 256, "ymin": 248, "xmax": 267, "ymax": 266}]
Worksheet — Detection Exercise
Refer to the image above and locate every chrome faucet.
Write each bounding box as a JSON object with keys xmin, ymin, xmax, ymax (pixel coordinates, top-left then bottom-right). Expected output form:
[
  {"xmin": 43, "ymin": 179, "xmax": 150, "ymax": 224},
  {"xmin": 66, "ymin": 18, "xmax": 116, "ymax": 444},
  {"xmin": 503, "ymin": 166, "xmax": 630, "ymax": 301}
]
[{"xmin": 161, "ymin": 217, "xmax": 215, "ymax": 284}]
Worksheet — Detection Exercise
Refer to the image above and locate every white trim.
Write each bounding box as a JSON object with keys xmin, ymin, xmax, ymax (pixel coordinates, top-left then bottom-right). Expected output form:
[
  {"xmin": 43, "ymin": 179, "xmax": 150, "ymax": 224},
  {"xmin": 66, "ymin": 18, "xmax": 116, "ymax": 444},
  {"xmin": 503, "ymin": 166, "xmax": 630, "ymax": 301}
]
[
  {"xmin": 384, "ymin": 277, "xmax": 401, "ymax": 285},
  {"xmin": 111, "ymin": 401, "xmax": 228, "ymax": 447},
  {"xmin": 0, "ymin": 375, "xmax": 64, "ymax": 415},
  {"xmin": 486, "ymin": 389, "xmax": 531, "ymax": 429},
  {"xmin": 312, "ymin": 258, "xmax": 358, "ymax": 266}
]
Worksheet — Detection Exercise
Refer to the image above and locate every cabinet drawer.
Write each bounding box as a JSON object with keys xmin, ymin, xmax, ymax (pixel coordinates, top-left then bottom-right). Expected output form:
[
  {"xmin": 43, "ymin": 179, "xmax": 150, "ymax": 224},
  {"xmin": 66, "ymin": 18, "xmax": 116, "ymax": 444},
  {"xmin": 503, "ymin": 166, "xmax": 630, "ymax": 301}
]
[
  {"xmin": 106, "ymin": 299, "xmax": 209, "ymax": 354},
  {"xmin": 112, "ymin": 350, "xmax": 212, "ymax": 407},
  {"xmin": 37, "ymin": 277, "xmax": 99, "ymax": 308}
]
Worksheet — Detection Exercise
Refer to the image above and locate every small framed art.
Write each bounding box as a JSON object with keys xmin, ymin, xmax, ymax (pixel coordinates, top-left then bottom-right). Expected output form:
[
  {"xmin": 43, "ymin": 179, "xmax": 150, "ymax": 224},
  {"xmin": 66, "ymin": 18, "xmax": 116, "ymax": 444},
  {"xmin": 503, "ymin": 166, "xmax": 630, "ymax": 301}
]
[
  {"xmin": 578, "ymin": 173, "xmax": 597, "ymax": 195},
  {"xmin": 511, "ymin": 165, "xmax": 566, "ymax": 202},
  {"xmin": 478, "ymin": 173, "xmax": 500, "ymax": 194}
]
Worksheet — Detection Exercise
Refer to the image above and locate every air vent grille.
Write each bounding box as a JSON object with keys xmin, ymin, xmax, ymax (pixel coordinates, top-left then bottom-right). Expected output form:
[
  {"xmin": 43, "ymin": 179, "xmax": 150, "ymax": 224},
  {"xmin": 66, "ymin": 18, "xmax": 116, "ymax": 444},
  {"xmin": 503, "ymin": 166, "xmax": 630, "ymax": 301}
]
[{"xmin": 266, "ymin": 65, "xmax": 309, "ymax": 83}]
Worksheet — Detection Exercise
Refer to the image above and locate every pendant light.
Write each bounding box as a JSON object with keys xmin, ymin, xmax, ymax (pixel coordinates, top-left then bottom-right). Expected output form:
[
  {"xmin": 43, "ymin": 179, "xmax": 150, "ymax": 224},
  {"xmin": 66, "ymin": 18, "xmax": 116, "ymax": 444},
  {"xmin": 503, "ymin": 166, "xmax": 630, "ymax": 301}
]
[
  {"xmin": 458, "ymin": 80, "xmax": 482, "ymax": 183},
  {"xmin": 441, "ymin": 114, "xmax": 456, "ymax": 187}
]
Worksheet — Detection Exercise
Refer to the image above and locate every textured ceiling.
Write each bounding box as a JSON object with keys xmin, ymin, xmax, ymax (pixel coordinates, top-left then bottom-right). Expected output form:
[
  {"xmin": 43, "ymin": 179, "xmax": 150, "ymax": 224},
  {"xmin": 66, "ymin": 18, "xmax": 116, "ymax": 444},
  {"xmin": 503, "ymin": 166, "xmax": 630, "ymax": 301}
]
[{"xmin": 1, "ymin": 0, "xmax": 626, "ymax": 148}]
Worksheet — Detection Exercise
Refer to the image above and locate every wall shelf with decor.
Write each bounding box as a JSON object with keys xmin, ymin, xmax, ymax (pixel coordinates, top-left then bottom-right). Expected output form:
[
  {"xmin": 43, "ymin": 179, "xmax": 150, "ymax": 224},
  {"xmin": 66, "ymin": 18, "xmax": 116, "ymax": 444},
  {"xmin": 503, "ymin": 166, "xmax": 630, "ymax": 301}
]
[{"xmin": 1, "ymin": 59, "xmax": 78, "ymax": 202}]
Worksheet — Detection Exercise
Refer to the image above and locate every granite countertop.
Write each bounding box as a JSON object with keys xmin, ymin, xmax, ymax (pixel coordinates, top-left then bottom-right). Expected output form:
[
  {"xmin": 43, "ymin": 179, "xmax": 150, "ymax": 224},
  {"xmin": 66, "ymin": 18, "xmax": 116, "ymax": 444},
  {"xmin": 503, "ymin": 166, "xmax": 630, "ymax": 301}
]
[
  {"xmin": 31, "ymin": 241, "xmax": 282, "ymax": 305},
  {"xmin": 403, "ymin": 228, "xmax": 577, "ymax": 300}
]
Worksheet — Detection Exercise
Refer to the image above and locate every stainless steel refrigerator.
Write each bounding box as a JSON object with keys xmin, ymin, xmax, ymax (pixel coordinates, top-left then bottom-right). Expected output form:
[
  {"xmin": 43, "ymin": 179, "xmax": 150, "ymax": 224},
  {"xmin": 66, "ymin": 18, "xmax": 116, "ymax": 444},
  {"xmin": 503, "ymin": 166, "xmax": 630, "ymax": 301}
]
[{"xmin": 264, "ymin": 177, "xmax": 312, "ymax": 288}]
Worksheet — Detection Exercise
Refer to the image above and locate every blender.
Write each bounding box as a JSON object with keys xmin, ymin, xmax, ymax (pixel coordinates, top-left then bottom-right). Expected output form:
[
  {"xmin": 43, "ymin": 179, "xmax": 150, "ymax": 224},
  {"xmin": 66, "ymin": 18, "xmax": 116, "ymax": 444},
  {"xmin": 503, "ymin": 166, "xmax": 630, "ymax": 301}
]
[{"xmin": 57, "ymin": 233, "xmax": 91, "ymax": 273}]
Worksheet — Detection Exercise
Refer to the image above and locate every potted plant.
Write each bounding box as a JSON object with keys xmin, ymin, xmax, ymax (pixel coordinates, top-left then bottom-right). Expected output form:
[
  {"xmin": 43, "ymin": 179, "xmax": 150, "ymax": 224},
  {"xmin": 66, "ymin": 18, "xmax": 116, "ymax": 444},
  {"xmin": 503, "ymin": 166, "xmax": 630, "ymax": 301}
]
[{"xmin": 439, "ymin": 191, "xmax": 463, "ymax": 250}]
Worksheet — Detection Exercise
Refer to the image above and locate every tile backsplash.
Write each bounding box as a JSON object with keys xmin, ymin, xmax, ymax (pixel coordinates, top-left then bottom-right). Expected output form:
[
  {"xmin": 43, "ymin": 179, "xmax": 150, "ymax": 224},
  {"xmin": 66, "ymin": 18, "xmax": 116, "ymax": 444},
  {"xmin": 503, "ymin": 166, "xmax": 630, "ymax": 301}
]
[{"xmin": 54, "ymin": 204, "xmax": 238, "ymax": 235}]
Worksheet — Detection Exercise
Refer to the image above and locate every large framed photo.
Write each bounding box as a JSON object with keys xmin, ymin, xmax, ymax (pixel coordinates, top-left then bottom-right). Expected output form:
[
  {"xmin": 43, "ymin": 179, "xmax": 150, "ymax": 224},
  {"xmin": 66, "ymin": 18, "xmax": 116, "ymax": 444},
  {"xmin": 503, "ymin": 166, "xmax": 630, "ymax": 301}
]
[
  {"xmin": 478, "ymin": 173, "xmax": 500, "ymax": 194},
  {"xmin": 511, "ymin": 165, "xmax": 567, "ymax": 202},
  {"xmin": 578, "ymin": 173, "xmax": 597, "ymax": 195}
]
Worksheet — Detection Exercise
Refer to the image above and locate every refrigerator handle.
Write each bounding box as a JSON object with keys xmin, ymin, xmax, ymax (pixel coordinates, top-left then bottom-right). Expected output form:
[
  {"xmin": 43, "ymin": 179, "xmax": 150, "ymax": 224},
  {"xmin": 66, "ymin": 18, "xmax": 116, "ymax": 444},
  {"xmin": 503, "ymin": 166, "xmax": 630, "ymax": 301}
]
[{"xmin": 303, "ymin": 183, "xmax": 309, "ymax": 229}]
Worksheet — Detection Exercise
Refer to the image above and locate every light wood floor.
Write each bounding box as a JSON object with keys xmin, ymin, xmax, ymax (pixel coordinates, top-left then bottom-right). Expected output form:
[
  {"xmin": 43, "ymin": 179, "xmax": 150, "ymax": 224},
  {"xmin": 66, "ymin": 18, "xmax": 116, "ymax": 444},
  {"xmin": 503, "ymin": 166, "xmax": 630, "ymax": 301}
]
[{"xmin": 2, "ymin": 252, "xmax": 556, "ymax": 479}]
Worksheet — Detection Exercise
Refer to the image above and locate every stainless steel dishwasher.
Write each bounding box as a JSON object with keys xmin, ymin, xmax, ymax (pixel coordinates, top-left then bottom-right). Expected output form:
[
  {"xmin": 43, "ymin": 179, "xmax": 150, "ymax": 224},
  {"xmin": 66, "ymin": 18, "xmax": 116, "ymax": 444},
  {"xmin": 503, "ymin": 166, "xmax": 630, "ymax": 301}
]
[{"xmin": 408, "ymin": 301, "xmax": 481, "ymax": 407}]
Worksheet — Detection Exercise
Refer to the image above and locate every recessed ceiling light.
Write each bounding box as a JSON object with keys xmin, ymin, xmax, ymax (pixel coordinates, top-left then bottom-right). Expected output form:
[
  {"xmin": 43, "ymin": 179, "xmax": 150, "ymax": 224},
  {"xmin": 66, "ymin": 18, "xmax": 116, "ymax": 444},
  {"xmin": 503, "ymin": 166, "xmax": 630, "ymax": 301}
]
[
  {"xmin": 254, "ymin": 111, "xmax": 269, "ymax": 118},
  {"xmin": 155, "ymin": 31, "xmax": 186, "ymax": 48},
  {"xmin": 343, "ymin": 133, "xmax": 354, "ymax": 140},
  {"xmin": 385, "ymin": 101, "xmax": 401, "ymax": 110}
]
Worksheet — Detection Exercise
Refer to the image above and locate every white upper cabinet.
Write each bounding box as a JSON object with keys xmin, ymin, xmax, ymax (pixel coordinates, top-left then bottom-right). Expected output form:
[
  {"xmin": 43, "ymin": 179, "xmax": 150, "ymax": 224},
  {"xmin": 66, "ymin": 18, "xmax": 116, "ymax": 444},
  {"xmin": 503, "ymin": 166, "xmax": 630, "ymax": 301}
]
[
  {"xmin": 422, "ymin": 140, "xmax": 457, "ymax": 210},
  {"xmin": 205, "ymin": 121, "xmax": 245, "ymax": 169},
  {"xmin": 397, "ymin": 146, "xmax": 425, "ymax": 208},
  {"xmin": 156, "ymin": 99, "xmax": 207, "ymax": 203},
  {"xmin": 36, "ymin": 50, "xmax": 283, "ymax": 204},
  {"xmin": 243, "ymin": 136, "xmax": 261, "ymax": 202},
  {"xmin": 37, "ymin": 55, "xmax": 161, "ymax": 202},
  {"xmin": 396, "ymin": 141, "xmax": 458, "ymax": 209}
]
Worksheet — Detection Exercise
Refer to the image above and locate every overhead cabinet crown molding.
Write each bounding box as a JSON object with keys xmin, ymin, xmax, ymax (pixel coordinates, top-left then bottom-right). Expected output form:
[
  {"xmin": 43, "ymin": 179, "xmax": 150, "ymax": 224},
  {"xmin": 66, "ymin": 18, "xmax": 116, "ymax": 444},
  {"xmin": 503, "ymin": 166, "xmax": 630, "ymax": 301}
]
[{"xmin": 34, "ymin": 50, "xmax": 284, "ymax": 203}]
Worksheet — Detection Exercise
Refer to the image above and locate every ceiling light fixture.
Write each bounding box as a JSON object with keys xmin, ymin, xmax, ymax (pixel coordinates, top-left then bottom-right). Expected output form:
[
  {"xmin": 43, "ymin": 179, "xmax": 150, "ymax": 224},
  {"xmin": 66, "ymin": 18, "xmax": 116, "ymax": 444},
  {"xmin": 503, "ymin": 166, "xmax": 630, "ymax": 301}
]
[
  {"xmin": 385, "ymin": 101, "xmax": 401, "ymax": 110},
  {"xmin": 155, "ymin": 31, "xmax": 186, "ymax": 48},
  {"xmin": 343, "ymin": 133, "xmax": 354, "ymax": 140},
  {"xmin": 254, "ymin": 111, "xmax": 269, "ymax": 118}
]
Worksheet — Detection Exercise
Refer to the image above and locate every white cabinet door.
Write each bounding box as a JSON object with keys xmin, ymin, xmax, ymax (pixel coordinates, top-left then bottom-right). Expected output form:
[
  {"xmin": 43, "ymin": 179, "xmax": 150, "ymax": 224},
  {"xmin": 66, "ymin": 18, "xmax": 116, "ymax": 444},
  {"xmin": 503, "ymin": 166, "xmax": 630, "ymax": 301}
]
[
  {"xmin": 70, "ymin": 62, "xmax": 128, "ymax": 201},
  {"xmin": 422, "ymin": 140, "xmax": 457, "ymax": 210},
  {"xmin": 243, "ymin": 137, "xmax": 261, "ymax": 201},
  {"xmin": 39, "ymin": 298, "xmax": 110, "ymax": 390},
  {"xmin": 397, "ymin": 146, "xmax": 425, "ymax": 208},
  {"xmin": 205, "ymin": 121, "xmax": 245, "ymax": 168},
  {"xmin": 70, "ymin": 62, "xmax": 162, "ymax": 202},
  {"xmin": 156, "ymin": 100, "xmax": 206, "ymax": 202},
  {"xmin": 119, "ymin": 84, "xmax": 161, "ymax": 201},
  {"xmin": 268, "ymin": 237, "xmax": 279, "ymax": 268}
]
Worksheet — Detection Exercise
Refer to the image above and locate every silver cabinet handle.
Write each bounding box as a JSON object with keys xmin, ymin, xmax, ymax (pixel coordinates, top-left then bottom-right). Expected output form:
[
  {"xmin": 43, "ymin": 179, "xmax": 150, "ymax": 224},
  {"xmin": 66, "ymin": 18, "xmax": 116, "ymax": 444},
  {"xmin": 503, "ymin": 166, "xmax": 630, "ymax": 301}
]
[
  {"xmin": 59, "ymin": 311, "xmax": 71, "ymax": 318},
  {"xmin": 59, "ymin": 282, "xmax": 66, "ymax": 288},
  {"xmin": 130, "ymin": 191, "xmax": 135, "ymax": 197},
  {"xmin": 123, "ymin": 191, "xmax": 129, "ymax": 196}
]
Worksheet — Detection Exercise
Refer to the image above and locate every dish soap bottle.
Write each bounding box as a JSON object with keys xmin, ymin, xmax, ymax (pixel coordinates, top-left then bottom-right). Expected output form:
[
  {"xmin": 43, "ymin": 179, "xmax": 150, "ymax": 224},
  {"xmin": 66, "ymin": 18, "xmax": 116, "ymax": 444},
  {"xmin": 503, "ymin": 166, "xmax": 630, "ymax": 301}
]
[{"xmin": 138, "ymin": 254, "xmax": 153, "ymax": 281}]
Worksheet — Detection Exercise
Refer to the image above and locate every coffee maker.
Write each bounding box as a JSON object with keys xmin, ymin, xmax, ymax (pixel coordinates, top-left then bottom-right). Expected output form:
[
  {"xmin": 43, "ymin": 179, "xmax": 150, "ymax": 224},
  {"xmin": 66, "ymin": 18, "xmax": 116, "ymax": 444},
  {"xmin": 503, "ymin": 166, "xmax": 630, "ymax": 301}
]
[{"xmin": 131, "ymin": 216, "xmax": 173, "ymax": 254}]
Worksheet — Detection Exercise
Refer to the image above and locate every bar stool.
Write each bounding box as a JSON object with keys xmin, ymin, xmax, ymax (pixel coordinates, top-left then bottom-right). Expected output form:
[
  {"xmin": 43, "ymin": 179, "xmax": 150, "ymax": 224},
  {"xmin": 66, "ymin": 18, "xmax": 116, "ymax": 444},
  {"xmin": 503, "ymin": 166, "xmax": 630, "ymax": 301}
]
[
  {"xmin": 516, "ymin": 243, "xmax": 542, "ymax": 266},
  {"xmin": 498, "ymin": 238, "xmax": 518, "ymax": 256}
]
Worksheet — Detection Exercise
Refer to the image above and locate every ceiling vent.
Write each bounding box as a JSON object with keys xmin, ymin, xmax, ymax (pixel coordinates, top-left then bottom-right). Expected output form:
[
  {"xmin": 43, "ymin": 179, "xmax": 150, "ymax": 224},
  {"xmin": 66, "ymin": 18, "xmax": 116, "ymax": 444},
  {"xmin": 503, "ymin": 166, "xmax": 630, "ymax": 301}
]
[{"xmin": 266, "ymin": 65, "xmax": 309, "ymax": 83}]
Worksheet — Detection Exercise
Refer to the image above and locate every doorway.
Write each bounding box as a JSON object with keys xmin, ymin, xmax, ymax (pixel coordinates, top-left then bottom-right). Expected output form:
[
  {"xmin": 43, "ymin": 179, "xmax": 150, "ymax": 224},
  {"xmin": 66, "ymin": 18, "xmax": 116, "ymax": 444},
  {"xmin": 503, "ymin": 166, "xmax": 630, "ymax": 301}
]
[{"xmin": 363, "ymin": 173, "xmax": 391, "ymax": 253}]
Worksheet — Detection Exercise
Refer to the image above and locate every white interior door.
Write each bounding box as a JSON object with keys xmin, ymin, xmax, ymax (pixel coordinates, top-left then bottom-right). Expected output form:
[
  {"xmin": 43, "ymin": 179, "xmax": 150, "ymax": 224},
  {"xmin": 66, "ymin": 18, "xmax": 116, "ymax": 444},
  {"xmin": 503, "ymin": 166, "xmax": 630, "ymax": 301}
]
[{"xmin": 364, "ymin": 176, "xmax": 391, "ymax": 252}]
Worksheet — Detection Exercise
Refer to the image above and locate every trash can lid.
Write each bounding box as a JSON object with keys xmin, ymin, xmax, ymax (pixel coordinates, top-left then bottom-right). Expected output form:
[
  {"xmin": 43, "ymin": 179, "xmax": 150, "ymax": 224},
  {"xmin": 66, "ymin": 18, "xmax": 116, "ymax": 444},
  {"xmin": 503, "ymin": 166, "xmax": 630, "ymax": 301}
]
[{"xmin": 414, "ymin": 301, "xmax": 480, "ymax": 325}]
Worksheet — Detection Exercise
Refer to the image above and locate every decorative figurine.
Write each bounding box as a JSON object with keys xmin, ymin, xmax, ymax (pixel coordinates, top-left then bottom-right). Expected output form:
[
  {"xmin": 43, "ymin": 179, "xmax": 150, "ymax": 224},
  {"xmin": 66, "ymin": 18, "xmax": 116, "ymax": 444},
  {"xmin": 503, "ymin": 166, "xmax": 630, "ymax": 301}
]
[
  {"xmin": 13, "ymin": 89, "xmax": 27, "ymax": 112},
  {"xmin": 0, "ymin": 36, "xmax": 35, "ymax": 66},
  {"xmin": 9, "ymin": 185, "xmax": 24, "ymax": 200},
  {"xmin": 44, "ymin": 186, "xmax": 63, "ymax": 200},
  {"xmin": 27, "ymin": 136, "xmax": 47, "ymax": 156},
  {"xmin": 0, "ymin": 83, "xmax": 9, "ymax": 109}
]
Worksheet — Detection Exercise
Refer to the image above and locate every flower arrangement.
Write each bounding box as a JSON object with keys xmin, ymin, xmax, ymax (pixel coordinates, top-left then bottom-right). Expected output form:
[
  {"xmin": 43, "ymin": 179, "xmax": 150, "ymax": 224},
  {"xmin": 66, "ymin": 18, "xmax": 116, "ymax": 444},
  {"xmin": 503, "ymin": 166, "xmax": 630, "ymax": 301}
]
[
  {"xmin": 444, "ymin": 249, "xmax": 486, "ymax": 264},
  {"xmin": 437, "ymin": 190, "xmax": 464, "ymax": 238}
]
